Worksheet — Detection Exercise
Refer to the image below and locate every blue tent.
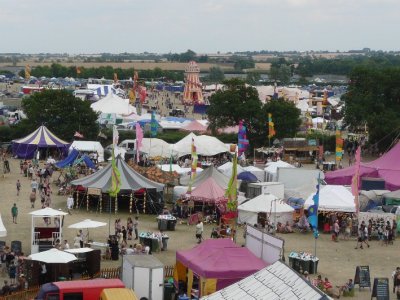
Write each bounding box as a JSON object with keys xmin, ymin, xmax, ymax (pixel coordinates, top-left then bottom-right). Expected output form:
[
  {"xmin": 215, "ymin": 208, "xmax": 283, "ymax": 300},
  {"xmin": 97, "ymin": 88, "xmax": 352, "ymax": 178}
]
[
  {"xmin": 237, "ymin": 171, "xmax": 258, "ymax": 182},
  {"xmin": 55, "ymin": 149, "xmax": 79, "ymax": 168}
]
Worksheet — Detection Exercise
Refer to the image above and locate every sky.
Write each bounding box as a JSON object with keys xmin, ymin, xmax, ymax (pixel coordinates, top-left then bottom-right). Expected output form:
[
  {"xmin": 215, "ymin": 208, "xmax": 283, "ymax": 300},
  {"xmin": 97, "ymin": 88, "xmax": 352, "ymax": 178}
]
[{"xmin": 0, "ymin": 0, "xmax": 400, "ymax": 54}]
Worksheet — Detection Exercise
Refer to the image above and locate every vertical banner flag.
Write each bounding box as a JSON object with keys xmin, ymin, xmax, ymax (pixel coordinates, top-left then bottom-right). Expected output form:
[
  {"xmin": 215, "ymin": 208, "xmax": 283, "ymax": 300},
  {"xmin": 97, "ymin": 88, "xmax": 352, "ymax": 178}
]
[
  {"xmin": 187, "ymin": 138, "xmax": 198, "ymax": 194},
  {"xmin": 335, "ymin": 129, "xmax": 343, "ymax": 163},
  {"xmin": 135, "ymin": 123, "xmax": 143, "ymax": 163},
  {"xmin": 108, "ymin": 148, "xmax": 121, "ymax": 197},
  {"xmin": 308, "ymin": 174, "xmax": 320, "ymax": 238},
  {"xmin": 273, "ymin": 81, "xmax": 278, "ymax": 99},
  {"xmin": 113, "ymin": 73, "xmax": 118, "ymax": 84},
  {"xmin": 151, "ymin": 111, "xmax": 158, "ymax": 138},
  {"xmin": 225, "ymin": 152, "xmax": 238, "ymax": 211},
  {"xmin": 351, "ymin": 146, "xmax": 361, "ymax": 214},
  {"xmin": 268, "ymin": 113, "xmax": 276, "ymax": 139},
  {"xmin": 112, "ymin": 125, "xmax": 119, "ymax": 146},
  {"xmin": 238, "ymin": 120, "xmax": 249, "ymax": 158},
  {"xmin": 25, "ymin": 65, "xmax": 31, "ymax": 80}
]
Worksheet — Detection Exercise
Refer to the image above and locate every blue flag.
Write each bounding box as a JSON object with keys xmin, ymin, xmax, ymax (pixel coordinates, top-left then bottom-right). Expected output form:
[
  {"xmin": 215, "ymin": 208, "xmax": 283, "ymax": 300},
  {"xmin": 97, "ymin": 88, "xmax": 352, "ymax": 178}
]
[
  {"xmin": 150, "ymin": 111, "xmax": 158, "ymax": 138},
  {"xmin": 308, "ymin": 174, "xmax": 320, "ymax": 238}
]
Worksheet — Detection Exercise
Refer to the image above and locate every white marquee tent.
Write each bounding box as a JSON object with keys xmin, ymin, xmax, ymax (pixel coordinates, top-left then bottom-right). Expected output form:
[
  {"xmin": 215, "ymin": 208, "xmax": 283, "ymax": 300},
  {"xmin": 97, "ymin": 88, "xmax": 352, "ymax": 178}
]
[
  {"xmin": 70, "ymin": 141, "xmax": 104, "ymax": 162},
  {"xmin": 265, "ymin": 160, "xmax": 295, "ymax": 181},
  {"xmin": 243, "ymin": 165, "xmax": 265, "ymax": 182},
  {"xmin": 172, "ymin": 133, "xmax": 229, "ymax": 157},
  {"xmin": 218, "ymin": 161, "xmax": 245, "ymax": 177},
  {"xmin": 90, "ymin": 93, "xmax": 136, "ymax": 115},
  {"xmin": 304, "ymin": 185, "xmax": 355, "ymax": 212},
  {"xmin": 238, "ymin": 194, "xmax": 294, "ymax": 225}
]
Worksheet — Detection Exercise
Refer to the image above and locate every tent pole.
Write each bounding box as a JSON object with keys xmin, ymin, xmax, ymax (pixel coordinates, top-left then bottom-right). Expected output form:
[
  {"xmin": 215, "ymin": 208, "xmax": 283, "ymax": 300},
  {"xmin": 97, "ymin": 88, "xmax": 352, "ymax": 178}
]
[{"xmin": 108, "ymin": 195, "xmax": 111, "ymax": 237}]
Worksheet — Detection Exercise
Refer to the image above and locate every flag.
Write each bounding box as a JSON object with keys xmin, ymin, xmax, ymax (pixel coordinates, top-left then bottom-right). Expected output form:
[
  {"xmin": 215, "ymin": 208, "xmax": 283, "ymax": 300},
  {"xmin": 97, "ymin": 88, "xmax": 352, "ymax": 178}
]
[
  {"xmin": 238, "ymin": 120, "xmax": 249, "ymax": 157},
  {"xmin": 135, "ymin": 123, "xmax": 143, "ymax": 163},
  {"xmin": 139, "ymin": 86, "xmax": 147, "ymax": 103},
  {"xmin": 74, "ymin": 131, "xmax": 84, "ymax": 139},
  {"xmin": 150, "ymin": 111, "xmax": 158, "ymax": 138},
  {"xmin": 108, "ymin": 149, "xmax": 121, "ymax": 197},
  {"xmin": 268, "ymin": 113, "xmax": 276, "ymax": 139},
  {"xmin": 187, "ymin": 138, "xmax": 198, "ymax": 194},
  {"xmin": 273, "ymin": 81, "xmax": 278, "ymax": 99},
  {"xmin": 98, "ymin": 131, "xmax": 107, "ymax": 139},
  {"xmin": 113, "ymin": 125, "xmax": 119, "ymax": 146},
  {"xmin": 225, "ymin": 152, "xmax": 238, "ymax": 211},
  {"xmin": 25, "ymin": 65, "xmax": 31, "ymax": 80},
  {"xmin": 351, "ymin": 146, "xmax": 361, "ymax": 214},
  {"xmin": 113, "ymin": 73, "xmax": 118, "ymax": 83},
  {"xmin": 335, "ymin": 129, "xmax": 343, "ymax": 163},
  {"xmin": 308, "ymin": 174, "xmax": 320, "ymax": 239},
  {"xmin": 76, "ymin": 66, "xmax": 81, "ymax": 75}
]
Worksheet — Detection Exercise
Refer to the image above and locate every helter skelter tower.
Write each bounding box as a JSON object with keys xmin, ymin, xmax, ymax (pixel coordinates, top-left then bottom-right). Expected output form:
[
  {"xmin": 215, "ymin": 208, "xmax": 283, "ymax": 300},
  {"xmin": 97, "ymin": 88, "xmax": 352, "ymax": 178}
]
[{"xmin": 183, "ymin": 61, "xmax": 204, "ymax": 104}]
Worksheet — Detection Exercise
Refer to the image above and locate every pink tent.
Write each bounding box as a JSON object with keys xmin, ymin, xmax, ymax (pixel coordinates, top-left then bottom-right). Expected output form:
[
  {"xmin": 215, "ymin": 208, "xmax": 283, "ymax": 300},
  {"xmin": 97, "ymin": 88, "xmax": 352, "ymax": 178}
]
[
  {"xmin": 189, "ymin": 177, "xmax": 227, "ymax": 204},
  {"xmin": 175, "ymin": 239, "xmax": 267, "ymax": 295},
  {"xmin": 181, "ymin": 120, "xmax": 208, "ymax": 133},
  {"xmin": 325, "ymin": 142, "xmax": 400, "ymax": 190}
]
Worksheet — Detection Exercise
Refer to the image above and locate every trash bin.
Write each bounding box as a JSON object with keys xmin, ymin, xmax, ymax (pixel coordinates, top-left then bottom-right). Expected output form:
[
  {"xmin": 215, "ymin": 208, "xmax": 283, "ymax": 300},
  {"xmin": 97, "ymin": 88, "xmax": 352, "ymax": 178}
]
[
  {"xmin": 158, "ymin": 219, "xmax": 168, "ymax": 231},
  {"xmin": 164, "ymin": 282, "xmax": 175, "ymax": 300},
  {"xmin": 167, "ymin": 220, "xmax": 177, "ymax": 231},
  {"xmin": 309, "ymin": 259, "xmax": 319, "ymax": 274},
  {"xmin": 299, "ymin": 259, "xmax": 310, "ymax": 274},
  {"xmin": 162, "ymin": 237, "xmax": 169, "ymax": 251}
]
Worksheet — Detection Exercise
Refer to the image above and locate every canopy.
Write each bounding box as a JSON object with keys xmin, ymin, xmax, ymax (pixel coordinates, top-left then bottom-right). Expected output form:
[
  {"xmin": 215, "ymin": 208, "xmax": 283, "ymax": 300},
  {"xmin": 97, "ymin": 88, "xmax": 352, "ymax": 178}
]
[
  {"xmin": 90, "ymin": 93, "xmax": 136, "ymax": 115},
  {"xmin": 172, "ymin": 133, "xmax": 229, "ymax": 157},
  {"xmin": 237, "ymin": 171, "xmax": 258, "ymax": 182},
  {"xmin": 56, "ymin": 149, "xmax": 79, "ymax": 168},
  {"xmin": 12, "ymin": 125, "xmax": 70, "ymax": 159},
  {"xmin": 68, "ymin": 219, "xmax": 107, "ymax": 229},
  {"xmin": 0, "ymin": 214, "xmax": 7, "ymax": 237},
  {"xmin": 238, "ymin": 194, "xmax": 294, "ymax": 225},
  {"xmin": 382, "ymin": 189, "xmax": 400, "ymax": 205},
  {"xmin": 69, "ymin": 141, "xmax": 104, "ymax": 163},
  {"xmin": 304, "ymin": 185, "xmax": 355, "ymax": 212},
  {"xmin": 217, "ymin": 162, "xmax": 245, "ymax": 177},
  {"xmin": 64, "ymin": 248, "xmax": 94, "ymax": 254},
  {"xmin": 243, "ymin": 166, "xmax": 265, "ymax": 182},
  {"xmin": 181, "ymin": 121, "xmax": 208, "ymax": 133},
  {"xmin": 28, "ymin": 248, "xmax": 77, "ymax": 264},
  {"xmin": 71, "ymin": 155, "xmax": 164, "ymax": 192},
  {"xmin": 202, "ymin": 260, "xmax": 329, "ymax": 300},
  {"xmin": 180, "ymin": 166, "xmax": 230, "ymax": 189},
  {"xmin": 134, "ymin": 138, "xmax": 171, "ymax": 158},
  {"xmin": 175, "ymin": 239, "xmax": 267, "ymax": 297},
  {"xmin": 29, "ymin": 207, "xmax": 69, "ymax": 217},
  {"xmin": 189, "ymin": 177, "xmax": 226, "ymax": 204},
  {"xmin": 265, "ymin": 160, "xmax": 294, "ymax": 174},
  {"xmin": 325, "ymin": 142, "xmax": 400, "ymax": 190}
]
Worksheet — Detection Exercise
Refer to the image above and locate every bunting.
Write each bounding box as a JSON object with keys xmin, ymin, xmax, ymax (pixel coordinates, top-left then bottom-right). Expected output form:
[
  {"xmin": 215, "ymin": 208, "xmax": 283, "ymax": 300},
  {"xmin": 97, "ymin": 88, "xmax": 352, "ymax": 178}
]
[
  {"xmin": 238, "ymin": 120, "xmax": 249, "ymax": 158},
  {"xmin": 268, "ymin": 113, "xmax": 276, "ymax": 139},
  {"xmin": 135, "ymin": 123, "xmax": 143, "ymax": 163},
  {"xmin": 308, "ymin": 174, "xmax": 320, "ymax": 239},
  {"xmin": 187, "ymin": 138, "xmax": 198, "ymax": 194},
  {"xmin": 225, "ymin": 152, "xmax": 238, "ymax": 211},
  {"xmin": 150, "ymin": 111, "xmax": 158, "ymax": 138},
  {"xmin": 351, "ymin": 146, "xmax": 361, "ymax": 214}
]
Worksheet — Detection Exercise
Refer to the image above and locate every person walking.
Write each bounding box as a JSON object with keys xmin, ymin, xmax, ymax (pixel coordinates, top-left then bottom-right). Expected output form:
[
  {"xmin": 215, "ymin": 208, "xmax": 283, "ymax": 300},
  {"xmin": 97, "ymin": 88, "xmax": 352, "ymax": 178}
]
[
  {"xmin": 133, "ymin": 216, "xmax": 139, "ymax": 240},
  {"xmin": 195, "ymin": 220, "xmax": 204, "ymax": 244},
  {"xmin": 66, "ymin": 194, "xmax": 74, "ymax": 215},
  {"xmin": 16, "ymin": 180, "xmax": 21, "ymax": 196},
  {"xmin": 29, "ymin": 191, "xmax": 36, "ymax": 208},
  {"xmin": 11, "ymin": 204, "xmax": 18, "ymax": 224}
]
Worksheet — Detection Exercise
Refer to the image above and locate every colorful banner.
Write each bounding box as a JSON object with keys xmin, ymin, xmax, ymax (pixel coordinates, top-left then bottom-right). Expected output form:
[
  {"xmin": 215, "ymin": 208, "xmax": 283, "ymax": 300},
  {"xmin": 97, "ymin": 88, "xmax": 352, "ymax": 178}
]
[
  {"xmin": 225, "ymin": 152, "xmax": 238, "ymax": 211},
  {"xmin": 135, "ymin": 123, "xmax": 143, "ymax": 163},
  {"xmin": 108, "ymin": 149, "xmax": 121, "ymax": 197},
  {"xmin": 187, "ymin": 138, "xmax": 198, "ymax": 194},
  {"xmin": 238, "ymin": 120, "xmax": 249, "ymax": 157},
  {"xmin": 150, "ymin": 111, "xmax": 158, "ymax": 138},
  {"xmin": 308, "ymin": 174, "xmax": 320, "ymax": 239},
  {"xmin": 335, "ymin": 129, "xmax": 343, "ymax": 163},
  {"xmin": 268, "ymin": 113, "xmax": 276, "ymax": 139},
  {"xmin": 351, "ymin": 146, "xmax": 361, "ymax": 214}
]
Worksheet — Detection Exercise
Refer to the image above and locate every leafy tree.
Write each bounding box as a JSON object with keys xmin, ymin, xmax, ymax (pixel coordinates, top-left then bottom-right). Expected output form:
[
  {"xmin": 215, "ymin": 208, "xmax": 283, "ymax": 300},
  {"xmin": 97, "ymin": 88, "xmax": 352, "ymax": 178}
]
[
  {"xmin": 246, "ymin": 72, "xmax": 261, "ymax": 85},
  {"xmin": 343, "ymin": 66, "xmax": 400, "ymax": 151},
  {"xmin": 207, "ymin": 79, "xmax": 262, "ymax": 133},
  {"xmin": 19, "ymin": 90, "xmax": 99, "ymax": 141},
  {"xmin": 269, "ymin": 64, "xmax": 291, "ymax": 84},
  {"xmin": 233, "ymin": 57, "xmax": 255, "ymax": 71},
  {"xmin": 207, "ymin": 67, "xmax": 225, "ymax": 83}
]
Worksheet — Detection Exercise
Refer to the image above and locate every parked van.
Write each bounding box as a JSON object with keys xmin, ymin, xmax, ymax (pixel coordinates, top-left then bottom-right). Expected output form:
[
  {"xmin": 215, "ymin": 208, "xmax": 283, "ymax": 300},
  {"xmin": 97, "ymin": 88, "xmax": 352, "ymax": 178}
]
[
  {"xmin": 119, "ymin": 139, "xmax": 135, "ymax": 150},
  {"xmin": 100, "ymin": 288, "xmax": 139, "ymax": 300},
  {"xmin": 34, "ymin": 278, "xmax": 124, "ymax": 300}
]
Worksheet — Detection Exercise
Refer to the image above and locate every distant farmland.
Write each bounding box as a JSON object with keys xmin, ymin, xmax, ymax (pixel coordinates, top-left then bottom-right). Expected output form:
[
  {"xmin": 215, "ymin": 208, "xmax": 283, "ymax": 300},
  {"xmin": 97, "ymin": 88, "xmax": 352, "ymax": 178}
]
[{"xmin": 0, "ymin": 60, "xmax": 271, "ymax": 72}]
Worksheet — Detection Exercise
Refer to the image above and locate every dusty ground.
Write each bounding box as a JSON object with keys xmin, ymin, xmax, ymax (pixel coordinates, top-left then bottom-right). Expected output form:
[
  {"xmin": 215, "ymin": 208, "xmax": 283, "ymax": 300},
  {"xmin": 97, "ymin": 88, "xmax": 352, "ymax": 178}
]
[{"xmin": 0, "ymin": 159, "xmax": 399, "ymax": 299}]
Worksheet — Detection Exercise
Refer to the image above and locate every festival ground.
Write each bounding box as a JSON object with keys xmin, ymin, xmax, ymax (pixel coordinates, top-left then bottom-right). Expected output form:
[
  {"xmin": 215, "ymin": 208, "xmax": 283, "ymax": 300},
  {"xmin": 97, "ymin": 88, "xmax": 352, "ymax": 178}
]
[{"xmin": 1, "ymin": 159, "xmax": 399, "ymax": 299}]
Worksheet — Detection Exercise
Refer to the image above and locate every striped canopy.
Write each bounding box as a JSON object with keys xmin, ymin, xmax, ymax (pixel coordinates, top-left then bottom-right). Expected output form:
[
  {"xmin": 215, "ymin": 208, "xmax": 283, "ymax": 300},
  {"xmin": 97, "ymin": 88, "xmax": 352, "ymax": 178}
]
[{"xmin": 12, "ymin": 125, "xmax": 70, "ymax": 159}]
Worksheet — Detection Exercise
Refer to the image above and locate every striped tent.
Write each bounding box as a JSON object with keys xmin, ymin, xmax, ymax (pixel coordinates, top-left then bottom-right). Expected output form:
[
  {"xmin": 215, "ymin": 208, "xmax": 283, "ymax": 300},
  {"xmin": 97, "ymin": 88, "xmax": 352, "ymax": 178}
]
[{"xmin": 12, "ymin": 125, "xmax": 70, "ymax": 159}]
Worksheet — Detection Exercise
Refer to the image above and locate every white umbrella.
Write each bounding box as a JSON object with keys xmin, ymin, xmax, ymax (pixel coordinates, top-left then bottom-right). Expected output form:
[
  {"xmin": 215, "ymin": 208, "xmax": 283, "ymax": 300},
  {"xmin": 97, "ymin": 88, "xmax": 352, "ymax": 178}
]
[
  {"xmin": 28, "ymin": 248, "xmax": 77, "ymax": 264},
  {"xmin": 68, "ymin": 219, "xmax": 107, "ymax": 241},
  {"xmin": 64, "ymin": 247, "xmax": 94, "ymax": 254}
]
